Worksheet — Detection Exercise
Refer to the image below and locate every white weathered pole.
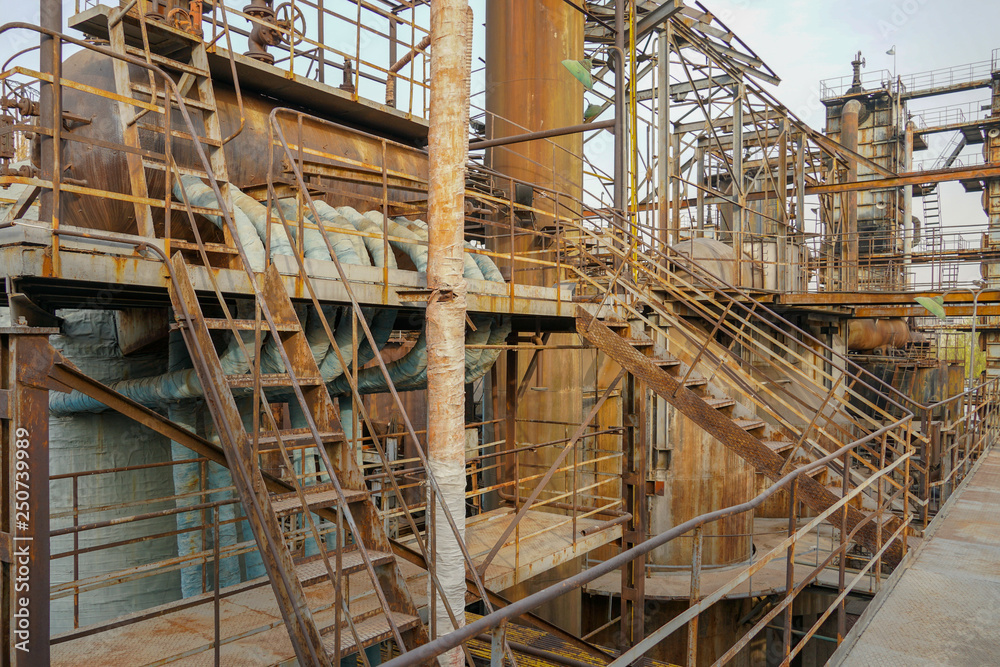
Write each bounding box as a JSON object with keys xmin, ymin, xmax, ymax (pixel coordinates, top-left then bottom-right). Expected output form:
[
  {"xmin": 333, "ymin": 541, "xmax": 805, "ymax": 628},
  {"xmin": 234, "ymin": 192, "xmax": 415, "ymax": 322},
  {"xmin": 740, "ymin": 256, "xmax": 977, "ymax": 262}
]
[{"xmin": 426, "ymin": 1, "xmax": 471, "ymax": 665}]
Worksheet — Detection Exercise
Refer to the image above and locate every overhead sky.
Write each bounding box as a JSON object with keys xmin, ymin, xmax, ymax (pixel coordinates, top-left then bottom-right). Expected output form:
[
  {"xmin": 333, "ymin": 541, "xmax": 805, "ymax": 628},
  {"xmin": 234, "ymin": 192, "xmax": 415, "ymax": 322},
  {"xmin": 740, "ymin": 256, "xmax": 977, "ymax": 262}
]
[{"xmin": 706, "ymin": 0, "xmax": 996, "ymax": 259}]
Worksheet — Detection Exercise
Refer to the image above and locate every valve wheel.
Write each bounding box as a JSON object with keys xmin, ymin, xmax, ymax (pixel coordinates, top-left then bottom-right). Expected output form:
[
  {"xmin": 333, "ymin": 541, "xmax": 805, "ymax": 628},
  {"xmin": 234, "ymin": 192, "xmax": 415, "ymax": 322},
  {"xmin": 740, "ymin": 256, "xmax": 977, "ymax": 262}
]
[{"xmin": 274, "ymin": 3, "xmax": 306, "ymax": 46}]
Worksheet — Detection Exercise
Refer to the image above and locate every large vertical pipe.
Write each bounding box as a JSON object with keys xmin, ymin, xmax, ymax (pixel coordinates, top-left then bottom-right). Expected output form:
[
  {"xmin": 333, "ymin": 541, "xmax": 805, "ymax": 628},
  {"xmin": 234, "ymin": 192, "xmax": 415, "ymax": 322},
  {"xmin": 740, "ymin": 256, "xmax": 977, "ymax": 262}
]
[
  {"xmin": 426, "ymin": 2, "xmax": 470, "ymax": 664},
  {"xmin": 658, "ymin": 27, "xmax": 670, "ymax": 248},
  {"xmin": 614, "ymin": 0, "xmax": 626, "ymax": 213},
  {"xmin": 38, "ymin": 0, "xmax": 61, "ymax": 223},
  {"xmin": 842, "ymin": 100, "xmax": 862, "ymax": 291},
  {"xmin": 903, "ymin": 120, "xmax": 915, "ymax": 283},
  {"xmin": 485, "ymin": 0, "xmax": 585, "ymax": 634}
]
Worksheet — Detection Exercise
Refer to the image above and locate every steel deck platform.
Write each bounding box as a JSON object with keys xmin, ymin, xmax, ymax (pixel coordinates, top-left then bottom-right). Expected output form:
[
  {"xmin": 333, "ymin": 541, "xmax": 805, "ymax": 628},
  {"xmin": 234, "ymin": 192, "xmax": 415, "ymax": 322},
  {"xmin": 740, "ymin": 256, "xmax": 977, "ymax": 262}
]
[{"xmin": 830, "ymin": 447, "xmax": 1000, "ymax": 666}]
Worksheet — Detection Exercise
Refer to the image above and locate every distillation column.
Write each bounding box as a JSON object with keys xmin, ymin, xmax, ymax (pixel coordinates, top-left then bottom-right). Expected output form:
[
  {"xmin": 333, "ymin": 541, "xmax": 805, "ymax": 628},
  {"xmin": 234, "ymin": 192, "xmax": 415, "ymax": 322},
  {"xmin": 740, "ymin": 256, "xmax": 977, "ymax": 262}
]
[{"xmin": 485, "ymin": 0, "xmax": 586, "ymax": 634}]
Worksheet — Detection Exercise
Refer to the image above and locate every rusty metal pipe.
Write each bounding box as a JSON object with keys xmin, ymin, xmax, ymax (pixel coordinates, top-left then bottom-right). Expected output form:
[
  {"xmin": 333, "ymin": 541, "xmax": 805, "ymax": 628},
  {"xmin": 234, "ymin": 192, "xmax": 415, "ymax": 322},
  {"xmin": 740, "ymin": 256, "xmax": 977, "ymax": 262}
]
[
  {"xmin": 578, "ymin": 513, "xmax": 632, "ymax": 536},
  {"xmin": 386, "ymin": 33, "xmax": 431, "ymax": 107},
  {"xmin": 469, "ymin": 119, "xmax": 615, "ymax": 150},
  {"xmin": 841, "ymin": 99, "xmax": 861, "ymax": 290},
  {"xmin": 425, "ymin": 1, "xmax": 471, "ymax": 660}
]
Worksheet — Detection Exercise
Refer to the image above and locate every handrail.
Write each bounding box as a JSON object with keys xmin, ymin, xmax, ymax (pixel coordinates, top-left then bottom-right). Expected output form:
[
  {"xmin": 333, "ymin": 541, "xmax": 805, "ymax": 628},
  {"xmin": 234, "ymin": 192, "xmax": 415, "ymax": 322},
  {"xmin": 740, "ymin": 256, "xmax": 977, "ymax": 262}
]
[
  {"xmin": 0, "ymin": 23, "xmax": 383, "ymax": 661},
  {"xmin": 379, "ymin": 416, "xmax": 913, "ymax": 667}
]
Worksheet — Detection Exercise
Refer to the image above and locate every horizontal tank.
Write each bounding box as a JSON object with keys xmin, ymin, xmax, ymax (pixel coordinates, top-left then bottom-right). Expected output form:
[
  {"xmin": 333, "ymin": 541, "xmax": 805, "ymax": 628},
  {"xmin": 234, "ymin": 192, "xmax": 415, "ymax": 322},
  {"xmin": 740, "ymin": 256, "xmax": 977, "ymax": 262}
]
[{"xmin": 51, "ymin": 51, "xmax": 429, "ymax": 235}]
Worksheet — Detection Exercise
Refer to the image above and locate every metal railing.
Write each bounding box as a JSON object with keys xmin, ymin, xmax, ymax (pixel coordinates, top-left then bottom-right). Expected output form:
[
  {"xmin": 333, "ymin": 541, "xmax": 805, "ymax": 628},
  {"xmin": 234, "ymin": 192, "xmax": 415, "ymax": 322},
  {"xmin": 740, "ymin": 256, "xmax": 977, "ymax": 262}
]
[
  {"xmin": 898, "ymin": 59, "xmax": 995, "ymax": 96},
  {"xmin": 379, "ymin": 418, "xmax": 917, "ymax": 667}
]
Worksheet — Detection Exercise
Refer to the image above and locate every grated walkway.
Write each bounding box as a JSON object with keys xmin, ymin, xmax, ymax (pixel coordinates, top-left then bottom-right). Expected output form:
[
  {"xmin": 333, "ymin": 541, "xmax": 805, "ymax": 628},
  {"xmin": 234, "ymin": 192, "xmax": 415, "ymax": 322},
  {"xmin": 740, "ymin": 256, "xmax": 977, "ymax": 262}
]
[{"xmin": 831, "ymin": 448, "xmax": 1000, "ymax": 666}]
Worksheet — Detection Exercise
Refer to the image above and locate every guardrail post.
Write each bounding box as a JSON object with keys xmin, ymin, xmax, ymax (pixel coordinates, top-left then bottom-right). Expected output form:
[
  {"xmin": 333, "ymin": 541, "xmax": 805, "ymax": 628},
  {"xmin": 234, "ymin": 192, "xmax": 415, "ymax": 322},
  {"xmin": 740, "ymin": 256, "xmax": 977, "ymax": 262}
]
[
  {"xmin": 686, "ymin": 526, "xmax": 702, "ymax": 667},
  {"xmin": 837, "ymin": 451, "xmax": 849, "ymax": 643},
  {"xmin": 782, "ymin": 476, "xmax": 798, "ymax": 659},
  {"xmin": 490, "ymin": 619, "xmax": 507, "ymax": 667}
]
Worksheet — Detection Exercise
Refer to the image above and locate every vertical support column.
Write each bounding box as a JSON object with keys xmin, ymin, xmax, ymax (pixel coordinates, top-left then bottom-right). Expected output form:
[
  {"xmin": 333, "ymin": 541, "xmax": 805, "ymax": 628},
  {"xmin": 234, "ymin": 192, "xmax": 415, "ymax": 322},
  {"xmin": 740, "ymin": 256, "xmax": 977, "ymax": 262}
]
[
  {"xmin": 696, "ymin": 145, "xmax": 706, "ymax": 234},
  {"xmin": 613, "ymin": 0, "xmax": 627, "ymax": 214},
  {"xmin": 658, "ymin": 26, "xmax": 671, "ymax": 249},
  {"xmin": 777, "ymin": 121, "xmax": 789, "ymax": 292},
  {"xmin": 731, "ymin": 82, "xmax": 744, "ymax": 273},
  {"xmin": 38, "ymin": 0, "xmax": 61, "ymax": 225},
  {"xmin": 841, "ymin": 100, "xmax": 862, "ymax": 292},
  {"xmin": 982, "ymin": 74, "xmax": 1000, "ymax": 376},
  {"xmin": 426, "ymin": 2, "xmax": 471, "ymax": 664},
  {"xmin": 903, "ymin": 120, "xmax": 915, "ymax": 286},
  {"xmin": 795, "ymin": 133, "xmax": 806, "ymax": 244},
  {"xmin": 1, "ymin": 329, "xmax": 55, "ymax": 665},
  {"xmin": 619, "ymin": 371, "xmax": 646, "ymax": 648}
]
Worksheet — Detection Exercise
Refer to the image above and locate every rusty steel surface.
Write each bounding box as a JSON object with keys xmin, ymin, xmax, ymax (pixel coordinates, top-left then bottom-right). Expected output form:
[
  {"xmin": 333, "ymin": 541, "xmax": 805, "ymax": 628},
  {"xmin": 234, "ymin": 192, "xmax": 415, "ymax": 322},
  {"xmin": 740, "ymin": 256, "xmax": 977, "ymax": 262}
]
[
  {"xmin": 469, "ymin": 120, "xmax": 615, "ymax": 151},
  {"xmin": 34, "ymin": 46, "xmax": 428, "ymax": 235},
  {"xmin": 425, "ymin": 2, "xmax": 472, "ymax": 662},
  {"xmin": 50, "ymin": 565, "xmax": 426, "ymax": 666},
  {"xmin": 575, "ymin": 309, "xmax": 905, "ymax": 568},
  {"xmin": 831, "ymin": 448, "xmax": 1000, "ymax": 666},
  {"xmin": 485, "ymin": 0, "xmax": 584, "ymax": 232},
  {"xmin": 2, "ymin": 332, "xmax": 54, "ymax": 665},
  {"xmin": 169, "ymin": 257, "xmax": 330, "ymax": 665}
]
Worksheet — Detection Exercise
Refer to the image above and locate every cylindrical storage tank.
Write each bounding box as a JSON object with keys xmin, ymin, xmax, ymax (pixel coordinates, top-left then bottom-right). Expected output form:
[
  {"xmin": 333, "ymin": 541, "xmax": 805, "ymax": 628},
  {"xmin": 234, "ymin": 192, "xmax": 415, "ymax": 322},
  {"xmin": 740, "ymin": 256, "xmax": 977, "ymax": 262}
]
[
  {"xmin": 485, "ymin": 0, "xmax": 587, "ymax": 635},
  {"xmin": 485, "ymin": 0, "xmax": 584, "ymax": 247},
  {"xmin": 670, "ymin": 238, "xmax": 762, "ymax": 289},
  {"xmin": 648, "ymin": 410, "xmax": 755, "ymax": 568},
  {"xmin": 52, "ymin": 50, "xmax": 429, "ymax": 234},
  {"xmin": 847, "ymin": 318, "xmax": 922, "ymax": 351},
  {"xmin": 48, "ymin": 310, "xmax": 180, "ymax": 632}
]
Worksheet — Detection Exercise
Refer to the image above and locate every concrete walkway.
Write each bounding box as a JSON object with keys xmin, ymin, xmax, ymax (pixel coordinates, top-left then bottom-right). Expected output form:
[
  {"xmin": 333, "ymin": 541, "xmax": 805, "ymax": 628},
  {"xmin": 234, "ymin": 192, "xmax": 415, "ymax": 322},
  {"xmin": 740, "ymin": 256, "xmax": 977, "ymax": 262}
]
[{"xmin": 830, "ymin": 447, "xmax": 1000, "ymax": 666}]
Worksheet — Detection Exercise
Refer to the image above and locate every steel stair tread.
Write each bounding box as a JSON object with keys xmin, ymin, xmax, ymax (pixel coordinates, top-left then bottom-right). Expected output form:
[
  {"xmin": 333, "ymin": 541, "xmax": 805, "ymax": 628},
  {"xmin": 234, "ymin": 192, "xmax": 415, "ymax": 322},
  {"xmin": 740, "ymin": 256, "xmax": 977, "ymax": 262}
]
[
  {"xmin": 732, "ymin": 417, "xmax": 767, "ymax": 431},
  {"xmin": 171, "ymin": 318, "xmax": 300, "ymax": 332},
  {"xmin": 295, "ymin": 549, "xmax": 395, "ymax": 587},
  {"xmin": 704, "ymin": 396, "xmax": 735, "ymax": 409},
  {"xmin": 255, "ymin": 429, "xmax": 345, "ymax": 449},
  {"xmin": 271, "ymin": 486, "xmax": 367, "ymax": 517},
  {"xmin": 763, "ymin": 440, "xmax": 796, "ymax": 453},
  {"xmin": 322, "ymin": 611, "xmax": 421, "ymax": 655}
]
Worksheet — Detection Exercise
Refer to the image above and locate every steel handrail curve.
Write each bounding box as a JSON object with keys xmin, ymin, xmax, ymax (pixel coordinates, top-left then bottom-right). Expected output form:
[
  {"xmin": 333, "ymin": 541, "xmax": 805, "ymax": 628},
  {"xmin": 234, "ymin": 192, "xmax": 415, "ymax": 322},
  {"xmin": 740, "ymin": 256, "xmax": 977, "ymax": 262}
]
[
  {"xmin": 378, "ymin": 415, "xmax": 913, "ymax": 667},
  {"xmin": 265, "ymin": 106, "xmax": 513, "ymax": 662}
]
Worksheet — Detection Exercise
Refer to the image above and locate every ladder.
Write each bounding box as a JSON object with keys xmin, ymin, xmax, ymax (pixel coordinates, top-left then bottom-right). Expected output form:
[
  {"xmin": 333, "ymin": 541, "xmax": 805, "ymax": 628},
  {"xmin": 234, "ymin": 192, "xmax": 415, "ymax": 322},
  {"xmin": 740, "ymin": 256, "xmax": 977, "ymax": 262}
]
[
  {"xmin": 101, "ymin": 9, "xmax": 429, "ymax": 663},
  {"xmin": 170, "ymin": 257, "xmax": 428, "ymax": 665},
  {"xmin": 923, "ymin": 185, "xmax": 942, "ymax": 228},
  {"xmin": 105, "ymin": 6, "xmax": 235, "ymax": 243}
]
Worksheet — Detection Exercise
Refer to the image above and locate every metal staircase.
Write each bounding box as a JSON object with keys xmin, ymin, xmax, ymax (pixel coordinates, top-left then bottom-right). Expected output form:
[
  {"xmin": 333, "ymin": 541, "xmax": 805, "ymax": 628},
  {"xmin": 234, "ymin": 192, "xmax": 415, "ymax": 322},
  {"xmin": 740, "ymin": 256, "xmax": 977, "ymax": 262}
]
[
  {"xmin": 558, "ymin": 211, "xmax": 918, "ymax": 562},
  {"xmin": 169, "ymin": 258, "xmax": 427, "ymax": 664},
  {"xmin": 576, "ymin": 309, "xmax": 905, "ymax": 566},
  {"xmin": 94, "ymin": 9, "xmax": 432, "ymax": 663}
]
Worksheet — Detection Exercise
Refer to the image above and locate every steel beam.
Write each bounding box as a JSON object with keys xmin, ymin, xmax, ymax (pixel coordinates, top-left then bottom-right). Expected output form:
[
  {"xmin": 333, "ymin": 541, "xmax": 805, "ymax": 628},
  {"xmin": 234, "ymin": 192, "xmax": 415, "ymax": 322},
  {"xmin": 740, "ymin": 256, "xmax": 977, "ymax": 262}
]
[
  {"xmin": 469, "ymin": 119, "xmax": 615, "ymax": 151},
  {"xmin": 1, "ymin": 329, "xmax": 56, "ymax": 665}
]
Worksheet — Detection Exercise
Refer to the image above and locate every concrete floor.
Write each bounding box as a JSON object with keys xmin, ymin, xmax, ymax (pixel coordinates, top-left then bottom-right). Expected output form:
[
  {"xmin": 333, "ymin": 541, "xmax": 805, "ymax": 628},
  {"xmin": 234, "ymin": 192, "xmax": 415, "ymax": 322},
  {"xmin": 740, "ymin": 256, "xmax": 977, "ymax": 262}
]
[{"xmin": 830, "ymin": 447, "xmax": 1000, "ymax": 666}]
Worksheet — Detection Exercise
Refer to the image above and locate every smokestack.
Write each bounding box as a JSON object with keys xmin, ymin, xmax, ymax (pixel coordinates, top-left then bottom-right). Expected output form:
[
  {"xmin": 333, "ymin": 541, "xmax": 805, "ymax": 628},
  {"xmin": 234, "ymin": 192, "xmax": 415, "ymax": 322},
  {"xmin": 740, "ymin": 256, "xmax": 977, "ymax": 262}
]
[{"xmin": 842, "ymin": 99, "xmax": 862, "ymax": 290}]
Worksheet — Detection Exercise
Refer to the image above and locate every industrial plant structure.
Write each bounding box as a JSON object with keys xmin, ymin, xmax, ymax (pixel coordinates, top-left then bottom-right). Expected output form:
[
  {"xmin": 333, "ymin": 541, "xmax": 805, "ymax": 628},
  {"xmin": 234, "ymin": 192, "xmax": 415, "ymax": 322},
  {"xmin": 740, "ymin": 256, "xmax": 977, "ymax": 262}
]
[{"xmin": 0, "ymin": 0, "xmax": 997, "ymax": 665}]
